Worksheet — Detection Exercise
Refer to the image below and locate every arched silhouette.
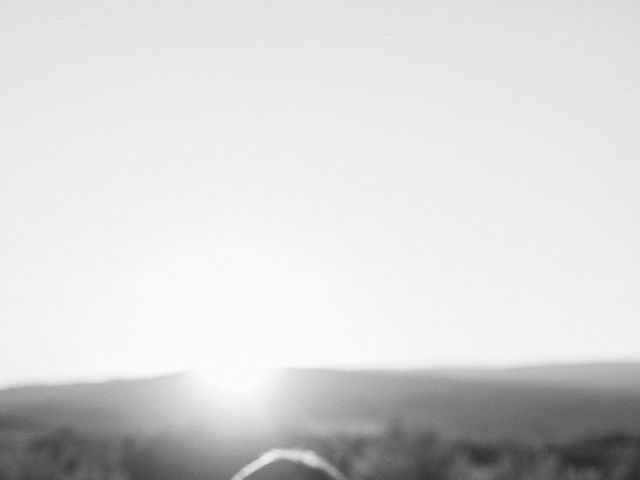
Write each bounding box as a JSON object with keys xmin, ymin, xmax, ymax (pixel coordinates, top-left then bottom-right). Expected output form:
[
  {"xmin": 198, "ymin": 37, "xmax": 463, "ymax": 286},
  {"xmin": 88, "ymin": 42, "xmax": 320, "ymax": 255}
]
[{"xmin": 231, "ymin": 450, "xmax": 347, "ymax": 480}]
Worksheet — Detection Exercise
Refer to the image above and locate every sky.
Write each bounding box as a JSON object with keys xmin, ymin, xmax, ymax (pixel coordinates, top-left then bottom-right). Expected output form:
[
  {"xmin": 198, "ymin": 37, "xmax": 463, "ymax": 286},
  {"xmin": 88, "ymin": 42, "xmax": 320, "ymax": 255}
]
[{"xmin": 1, "ymin": 0, "xmax": 639, "ymax": 386}]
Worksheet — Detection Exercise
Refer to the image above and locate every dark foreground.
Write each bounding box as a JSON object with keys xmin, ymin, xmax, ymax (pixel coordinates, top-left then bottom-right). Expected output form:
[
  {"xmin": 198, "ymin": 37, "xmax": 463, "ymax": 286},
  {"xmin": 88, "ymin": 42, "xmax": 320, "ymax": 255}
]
[
  {"xmin": 3, "ymin": 366, "xmax": 640, "ymax": 480},
  {"xmin": 1, "ymin": 425, "xmax": 639, "ymax": 480}
]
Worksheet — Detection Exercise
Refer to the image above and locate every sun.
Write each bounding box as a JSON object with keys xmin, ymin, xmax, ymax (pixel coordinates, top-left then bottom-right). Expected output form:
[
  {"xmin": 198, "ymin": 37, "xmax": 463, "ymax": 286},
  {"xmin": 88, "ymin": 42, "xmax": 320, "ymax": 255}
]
[
  {"xmin": 193, "ymin": 364, "xmax": 273, "ymax": 398},
  {"xmin": 188, "ymin": 364, "xmax": 277, "ymax": 432}
]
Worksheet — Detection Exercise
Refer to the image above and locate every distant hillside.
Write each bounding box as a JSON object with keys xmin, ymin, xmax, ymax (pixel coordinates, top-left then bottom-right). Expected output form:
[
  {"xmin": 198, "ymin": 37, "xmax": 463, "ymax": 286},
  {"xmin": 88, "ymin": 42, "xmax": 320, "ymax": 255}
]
[
  {"xmin": 422, "ymin": 362, "xmax": 640, "ymax": 392},
  {"xmin": 2, "ymin": 364, "xmax": 640, "ymax": 441}
]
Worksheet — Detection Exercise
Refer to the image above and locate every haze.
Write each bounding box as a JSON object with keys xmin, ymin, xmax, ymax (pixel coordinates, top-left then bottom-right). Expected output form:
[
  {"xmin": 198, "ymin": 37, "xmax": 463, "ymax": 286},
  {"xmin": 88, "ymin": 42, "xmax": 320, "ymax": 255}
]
[{"xmin": 1, "ymin": 0, "xmax": 639, "ymax": 386}]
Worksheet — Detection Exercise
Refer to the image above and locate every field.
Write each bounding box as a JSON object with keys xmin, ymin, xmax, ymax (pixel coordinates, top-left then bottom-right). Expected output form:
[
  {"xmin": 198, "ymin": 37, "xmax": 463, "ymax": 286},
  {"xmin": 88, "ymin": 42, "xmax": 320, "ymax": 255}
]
[{"xmin": 1, "ymin": 365, "xmax": 640, "ymax": 480}]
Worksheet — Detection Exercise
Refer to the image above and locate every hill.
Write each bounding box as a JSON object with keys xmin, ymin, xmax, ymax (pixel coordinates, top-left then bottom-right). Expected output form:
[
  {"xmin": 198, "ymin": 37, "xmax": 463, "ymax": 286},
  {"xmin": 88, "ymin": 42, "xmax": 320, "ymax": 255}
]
[{"xmin": 1, "ymin": 364, "xmax": 640, "ymax": 441}]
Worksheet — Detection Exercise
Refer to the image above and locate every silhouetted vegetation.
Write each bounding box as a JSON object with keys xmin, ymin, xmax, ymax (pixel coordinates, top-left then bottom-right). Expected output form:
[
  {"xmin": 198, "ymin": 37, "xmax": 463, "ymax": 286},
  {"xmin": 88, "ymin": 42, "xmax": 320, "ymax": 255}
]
[
  {"xmin": 0, "ymin": 429, "xmax": 127, "ymax": 480},
  {"xmin": 3, "ymin": 368, "xmax": 640, "ymax": 480},
  {"xmin": 2, "ymin": 425, "xmax": 640, "ymax": 480}
]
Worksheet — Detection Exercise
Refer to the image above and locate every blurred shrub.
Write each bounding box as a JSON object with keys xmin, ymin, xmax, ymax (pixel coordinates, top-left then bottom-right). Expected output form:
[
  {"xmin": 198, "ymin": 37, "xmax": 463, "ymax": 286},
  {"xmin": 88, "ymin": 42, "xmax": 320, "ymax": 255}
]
[
  {"xmin": 0, "ymin": 429, "xmax": 128, "ymax": 480},
  {"xmin": 2, "ymin": 426, "xmax": 640, "ymax": 480}
]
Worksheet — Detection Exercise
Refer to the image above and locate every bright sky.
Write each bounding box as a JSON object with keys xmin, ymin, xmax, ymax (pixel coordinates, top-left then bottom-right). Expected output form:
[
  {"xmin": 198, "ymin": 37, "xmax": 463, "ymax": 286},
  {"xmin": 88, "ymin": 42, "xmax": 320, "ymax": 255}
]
[{"xmin": 2, "ymin": 0, "xmax": 639, "ymax": 386}]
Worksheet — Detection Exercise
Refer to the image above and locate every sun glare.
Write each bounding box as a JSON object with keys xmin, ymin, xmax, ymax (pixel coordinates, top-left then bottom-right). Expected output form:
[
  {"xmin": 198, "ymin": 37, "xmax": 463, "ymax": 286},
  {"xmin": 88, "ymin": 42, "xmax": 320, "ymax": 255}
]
[{"xmin": 194, "ymin": 364, "xmax": 272, "ymax": 398}]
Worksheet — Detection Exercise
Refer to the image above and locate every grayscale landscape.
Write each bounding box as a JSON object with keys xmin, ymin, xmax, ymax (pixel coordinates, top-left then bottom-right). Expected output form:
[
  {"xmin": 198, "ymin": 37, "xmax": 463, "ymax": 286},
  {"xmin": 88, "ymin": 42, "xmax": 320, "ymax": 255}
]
[
  {"xmin": 2, "ymin": 1, "xmax": 639, "ymax": 480},
  {"xmin": 2, "ymin": 364, "xmax": 640, "ymax": 441}
]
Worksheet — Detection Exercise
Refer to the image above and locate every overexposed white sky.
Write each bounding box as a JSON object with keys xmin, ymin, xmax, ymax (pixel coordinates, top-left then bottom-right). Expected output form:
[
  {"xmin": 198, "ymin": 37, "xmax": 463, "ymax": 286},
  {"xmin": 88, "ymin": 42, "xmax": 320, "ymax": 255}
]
[{"xmin": 1, "ymin": 0, "xmax": 639, "ymax": 386}]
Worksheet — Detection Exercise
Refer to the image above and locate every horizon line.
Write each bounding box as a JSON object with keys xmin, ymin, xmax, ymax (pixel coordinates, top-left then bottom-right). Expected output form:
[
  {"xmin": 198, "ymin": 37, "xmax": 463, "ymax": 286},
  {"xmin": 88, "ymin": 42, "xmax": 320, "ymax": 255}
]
[{"xmin": 2, "ymin": 358, "xmax": 639, "ymax": 390}]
